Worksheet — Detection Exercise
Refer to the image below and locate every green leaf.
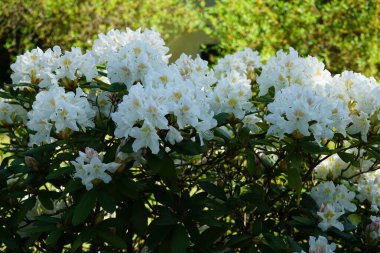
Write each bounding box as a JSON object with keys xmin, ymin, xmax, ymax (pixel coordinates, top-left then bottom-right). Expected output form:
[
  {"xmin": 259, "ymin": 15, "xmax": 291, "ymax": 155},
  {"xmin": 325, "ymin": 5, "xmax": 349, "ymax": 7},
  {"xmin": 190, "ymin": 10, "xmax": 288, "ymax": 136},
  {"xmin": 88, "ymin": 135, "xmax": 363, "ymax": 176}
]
[
  {"xmin": 263, "ymin": 233, "xmax": 287, "ymax": 252},
  {"xmin": 286, "ymin": 236, "xmax": 303, "ymax": 252},
  {"xmin": 290, "ymin": 216, "xmax": 314, "ymax": 226},
  {"xmin": 46, "ymin": 166, "xmax": 74, "ymax": 180},
  {"xmin": 46, "ymin": 229, "xmax": 63, "ymax": 245},
  {"xmin": 98, "ymin": 189, "xmax": 116, "ymax": 213},
  {"xmin": 246, "ymin": 150, "xmax": 259, "ymax": 177},
  {"xmin": 131, "ymin": 201, "xmax": 149, "ymax": 234},
  {"xmin": 287, "ymin": 166, "xmax": 302, "ymax": 196},
  {"xmin": 167, "ymin": 225, "xmax": 189, "ymax": 253},
  {"xmin": 97, "ymin": 229, "xmax": 127, "ymax": 249},
  {"xmin": 172, "ymin": 140, "xmax": 206, "ymax": 155},
  {"xmin": 72, "ymin": 190, "xmax": 97, "ymax": 225},
  {"xmin": 251, "ymin": 220, "xmax": 262, "ymax": 236},
  {"xmin": 147, "ymin": 150, "xmax": 178, "ymax": 190},
  {"xmin": 300, "ymin": 141, "xmax": 329, "ymax": 154},
  {"xmin": 71, "ymin": 228, "xmax": 95, "ymax": 253},
  {"xmin": 146, "ymin": 223, "xmax": 172, "ymax": 249},
  {"xmin": 198, "ymin": 226, "xmax": 226, "ymax": 248},
  {"xmin": 16, "ymin": 196, "xmax": 36, "ymax": 223},
  {"xmin": 348, "ymin": 213, "xmax": 361, "ymax": 226},
  {"xmin": 107, "ymin": 82, "xmax": 126, "ymax": 92},
  {"xmin": 64, "ymin": 179, "xmax": 83, "ymax": 193},
  {"xmin": 38, "ymin": 190, "xmax": 57, "ymax": 210},
  {"xmin": 214, "ymin": 112, "xmax": 230, "ymax": 126},
  {"xmin": 199, "ymin": 181, "xmax": 227, "ymax": 201},
  {"xmin": 226, "ymin": 234, "xmax": 251, "ymax": 248},
  {"xmin": 338, "ymin": 151, "xmax": 359, "ymax": 166}
]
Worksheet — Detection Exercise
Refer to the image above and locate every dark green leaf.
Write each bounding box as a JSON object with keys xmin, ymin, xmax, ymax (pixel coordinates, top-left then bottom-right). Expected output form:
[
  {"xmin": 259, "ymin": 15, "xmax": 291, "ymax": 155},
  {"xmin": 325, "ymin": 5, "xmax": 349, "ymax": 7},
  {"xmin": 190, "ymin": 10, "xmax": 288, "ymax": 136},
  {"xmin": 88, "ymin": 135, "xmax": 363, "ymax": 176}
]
[
  {"xmin": 172, "ymin": 140, "xmax": 205, "ymax": 155},
  {"xmin": 147, "ymin": 150, "xmax": 178, "ymax": 190},
  {"xmin": 263, "ymin": 233, "xmax": 287, "ymax": 252},
  {"xmin": 71, "ymin": 228, "xmax": 95, "ymax": 253},
  {"xmin": 286, "ymin": 236, "xmax": 303, "ymax": 252},
  {"xmin": 146, "ymin": 223, "xmax": 172, "ymax": 249},
  {"xmin": 97, "ymin": 229, "xmax": 127, "ymax": 249},
  {"xmin": 338, "ymin": 151, "xmax": 359, "ymax": 166},
  {"xmin": 288, "ymin": 166, "xmax": 302, "ymax": 195},
  {"xmin": 167, "ymin": 225, "xmax": 189, "ymax": 253},
  {"xmin": 214, "ymin": 113, "xmax": 230, "ymax": 126},
  {"xmin": 72, "ymin": 190, "xmax": 97, "ymax": 225},
  {"xmin": 198, "ymin": 226, "xmax": 226, "ymax": 248},
  {"xmin": 16, "ymin": 196, "xmax": 36, "ymax": 223},
  {"xmin": 199, "ymin": 181, "xmax": 227, "ymax": 201},
  {"xmin": 108, "ymin": 82, "xmax": 126, "ymax": 92},
  {"xmin": 131, "ymin": 201, "xmax": 148, "ymax": 234},
  {"xmin": 46, "ymin": 166, "xmax": 74, "ymax": 180},
  {"xmin": 98, "ymin": 189, "xmax": 116, "ymax": 213}
]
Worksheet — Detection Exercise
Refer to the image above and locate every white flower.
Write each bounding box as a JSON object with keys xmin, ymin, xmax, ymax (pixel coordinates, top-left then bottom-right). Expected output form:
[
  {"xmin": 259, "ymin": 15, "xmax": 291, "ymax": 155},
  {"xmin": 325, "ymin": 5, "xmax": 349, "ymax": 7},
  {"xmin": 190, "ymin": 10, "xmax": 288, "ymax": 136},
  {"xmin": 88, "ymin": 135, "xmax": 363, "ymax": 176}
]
[
  {"xmin": 10, "ymin": 47, "xmax": 61, "ymax": 88},
  {"xmin": 71, "ymin": 148, "xmax": 120, "ymax": 190},
  {"xmin": 165, "ymin": 126, "xmax": 183, "ymax": 145},
  {"xmin": 317, "ymin": 203, "xmax": 344, "ymax": 231},
  {"xmin": 347, "ymin": 112, "xmax": 370, "ymax": 142},
  {"xmin": 27, "ymin": 86, "xmax": 96, "ymax": 146},
  {"xmin": 265, "ymin": 84, "xmax": 341, "ymax": 143},
  {"xmin": 308, "ymin": 236, "xmax": 336, "ymax": 253},
  {"xmin": 214, "ymin": 48, "xmax": 261, "ymax": 79},
  {"xmin": 0, "ymin": 97, "xmax": 27, "ymax": 125},
  {"xmin": 129, "ymin": 122, "xmax": 161, "ymax": 154},
  {"xmin": 257, "ymin": 48, "xmax": 331, "ymax": 96}
]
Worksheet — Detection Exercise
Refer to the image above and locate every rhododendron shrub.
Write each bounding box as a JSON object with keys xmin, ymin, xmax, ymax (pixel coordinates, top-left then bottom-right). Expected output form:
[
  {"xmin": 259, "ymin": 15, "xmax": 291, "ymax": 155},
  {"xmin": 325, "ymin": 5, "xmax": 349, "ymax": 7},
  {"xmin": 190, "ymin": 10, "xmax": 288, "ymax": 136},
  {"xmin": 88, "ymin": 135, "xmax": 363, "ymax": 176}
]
[{"xmin": 1, "ymin": 28, "xmax": 380, "ymax": 252}]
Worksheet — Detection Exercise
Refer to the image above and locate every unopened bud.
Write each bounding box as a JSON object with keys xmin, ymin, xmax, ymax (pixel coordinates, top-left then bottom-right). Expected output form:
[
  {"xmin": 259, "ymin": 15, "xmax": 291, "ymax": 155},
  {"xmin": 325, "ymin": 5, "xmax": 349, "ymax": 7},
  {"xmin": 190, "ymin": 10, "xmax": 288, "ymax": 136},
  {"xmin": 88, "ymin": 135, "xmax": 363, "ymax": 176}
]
[{"xmin": 25, "ymin": 156, "xmax": 40, "ymax": 171}]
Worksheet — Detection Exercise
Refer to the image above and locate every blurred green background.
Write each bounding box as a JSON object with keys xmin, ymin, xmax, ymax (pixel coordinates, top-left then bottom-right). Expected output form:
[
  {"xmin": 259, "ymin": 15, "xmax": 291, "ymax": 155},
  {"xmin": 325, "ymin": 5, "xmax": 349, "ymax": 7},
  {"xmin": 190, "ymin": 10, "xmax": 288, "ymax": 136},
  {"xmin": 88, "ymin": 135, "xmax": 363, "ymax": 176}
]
[{"xmin": 1, "ymin": 0, "xmax": 379, "ymax": 83}]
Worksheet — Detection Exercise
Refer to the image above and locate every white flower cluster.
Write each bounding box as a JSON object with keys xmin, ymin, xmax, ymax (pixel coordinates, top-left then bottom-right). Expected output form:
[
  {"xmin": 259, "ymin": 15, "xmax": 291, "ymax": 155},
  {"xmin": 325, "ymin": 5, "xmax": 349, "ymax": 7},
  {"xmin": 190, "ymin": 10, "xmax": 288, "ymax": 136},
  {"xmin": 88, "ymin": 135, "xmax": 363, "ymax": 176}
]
[
  {"xmin": 366, "ymin": 216, "xmax": 380, "ymax": 241},
  {"xmin": 295, "ymin": 236, "xmax": 336, "ymax": 253},
  {"xmin": 213, "ymin": 48, "xmax": 261, "ymax": 79},
  {"xmin": 314, "ymin": 149, "xmax": 374, "ymax": 180},
  {"xmin": 257, "ymin": 49, "xmax": 350, "ymax": 144},
  {"xmin": 11, "ymin": 46, "xmax": 98, "ymax": 88},
  {"xmin": 332, "ymin": 71, "xmax": 380, "ymax": 142},
  {"xmin": 311, "ymin": 181, "xmax": 356, "ymax": 231},
  {"xmin": 112, "ymin": 54, "xmax": 217, "ymax": 154},
  {"xmin": 0, "ymin": 96, "xmax": 27, "ymax": 125},
  {"xmin": 257, "ymin": 48, "xmax": 331, "ymax": 96},
  {"xmin": 258, "ymin": 48, "xmax": 380, "ymax": 144},
  {"xmin": 357, "ymin": 170, "xmax": 380, "ymax": 211},
  {"xmin": 92, "ymin": 28, "xmax": 169, "ymax": 65},
  {"xmin": 71, "ymin": 147, "xmax": 120, "ymax": 190},
  {"xmin": 27, "ymin": 86, "xmax": 96, "ymax": 146}
]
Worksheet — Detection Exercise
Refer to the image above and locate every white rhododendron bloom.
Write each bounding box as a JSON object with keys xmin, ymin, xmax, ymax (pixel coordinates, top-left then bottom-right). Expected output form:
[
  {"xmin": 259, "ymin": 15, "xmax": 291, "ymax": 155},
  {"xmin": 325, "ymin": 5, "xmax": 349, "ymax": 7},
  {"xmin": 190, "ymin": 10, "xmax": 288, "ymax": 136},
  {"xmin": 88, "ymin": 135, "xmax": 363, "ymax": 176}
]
[
  {"xmin": 0, "ymin": 97, "xmax": 27, "ymax": 125},
  {"xmin": 111, "ymin": 52, "xmax": 218, "ymax": 154},
  {"xmin": 210, "ymin": 71, "xmax": 253, "ymax": 119},
  {"xmin": 317, "ymin": 203, "xmax": 344, "ymax": 231},
  {"xmin": 357, "ymin": 170, "xmax": 380, "ymax": 211},
  {"xmin": 214, "ymin": 48, "xmax": 261, "ymax": 79},
  {"xmin": 71, "ymin": 147, "xmax": 120, "ymax": 190},
  {"xmin": 10, "ymin": 46, "xmax": 98, "ymax": 88},
  {"xmin": 257, "ymin": 47, "xmax": 331, "ymax": 96},
  {"xmin": 27, "ymin": 86, "xmax": 96, "ymax": 146},
  {"xmin": 107, "ymin": 40, "xmax": 168, "ymax": 89},
  {"xmin": 265, "ymin": 84, "xmax": 348, "ymax": 143},
  {"xmin": 311, "ymin": 181, "xmax": 356, "ymax": 212},
  {"xmin": 92, "ymin": 28, "xmax": 169, "ymax": 65},
  {"xmin": 309, "ymin": 236, "xmax": 336, "ymax": 253},
  {"xmin": 311, "ymin": 181, "xmax": 357, "ymax": 231},
  {"xmin": 55, "ymin": 47, "xmax": 98, "ymax": 82},
  {"xmin": 10, "ymin": 46, "xmax": 61, "ymax": 88},
  {"xmin": 295, "ymin": 236, "xmax": 336, "ymax": 253},
  {"xmin": 242, "ymin": 114, "xmax": 262, "ymax": 133}
]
